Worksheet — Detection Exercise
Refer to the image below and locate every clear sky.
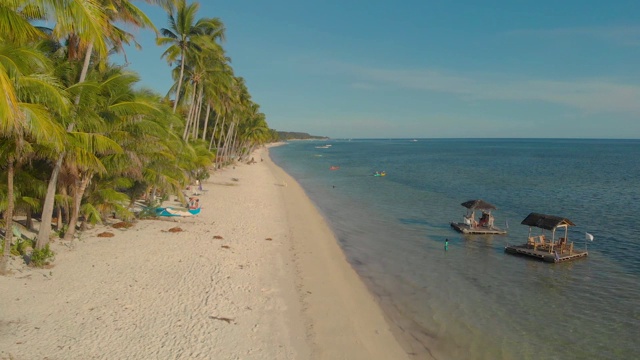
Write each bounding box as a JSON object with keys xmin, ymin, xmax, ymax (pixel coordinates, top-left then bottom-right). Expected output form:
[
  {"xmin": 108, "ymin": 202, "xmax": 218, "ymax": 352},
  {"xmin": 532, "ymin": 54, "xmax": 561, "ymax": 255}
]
[{"xmin": 118, "ymin": 0, "xmax": 640, "ymax": 139}]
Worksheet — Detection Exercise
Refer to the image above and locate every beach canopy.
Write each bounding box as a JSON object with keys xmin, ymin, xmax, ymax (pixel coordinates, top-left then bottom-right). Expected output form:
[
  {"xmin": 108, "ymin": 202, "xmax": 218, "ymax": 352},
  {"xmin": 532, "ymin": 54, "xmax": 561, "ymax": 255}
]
[
  {"xmin": 520, "ymin": 212, "xmax": 575, "ymax": 230},
  {"xmin": 460, "ymin": 199, "xmax": 497, "ymax": 210}
]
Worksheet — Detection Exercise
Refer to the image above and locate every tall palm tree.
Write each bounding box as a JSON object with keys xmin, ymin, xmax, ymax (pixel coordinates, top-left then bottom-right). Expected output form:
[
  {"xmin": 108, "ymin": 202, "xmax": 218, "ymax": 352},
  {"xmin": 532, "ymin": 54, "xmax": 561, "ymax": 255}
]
[
  {"xmin": 36, "ymin": 0, "xmax": 167, "ymax": 249},
  {"xmin": 157, "ymin": 0, "xmax": 224, "ymax": 112},
  {"xmin": 237, "ymin": 103, "xmax": 269, "ymax": 159},
  {"xmin": 201, "ymin": 60, "xmax": 233, "ymax": 142},
  {"xmin": 190, "ymin": 44, "xmax": 230, "ymax": 142},
  {"xmin": 0, "ymin": 42, "xmax": 68, "ymax": 274},
  {"xmin": 63, "ymin": 66, "xmax": 161, "ymax": 240},
  {"xmin": 31, "ymin": 0, "xmax": 110, "ymax": 250},
  {"xmin": 178, "ymin": 41, "xmax": 227, "ymax": 141}
]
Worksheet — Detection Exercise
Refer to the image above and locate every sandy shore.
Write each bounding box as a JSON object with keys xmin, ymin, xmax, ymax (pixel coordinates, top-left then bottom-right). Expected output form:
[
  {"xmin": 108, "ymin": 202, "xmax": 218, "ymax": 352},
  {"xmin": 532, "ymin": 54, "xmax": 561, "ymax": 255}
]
[{"xmin": 0, "ymin": 146, "xmax": 409, "ymax": 360}]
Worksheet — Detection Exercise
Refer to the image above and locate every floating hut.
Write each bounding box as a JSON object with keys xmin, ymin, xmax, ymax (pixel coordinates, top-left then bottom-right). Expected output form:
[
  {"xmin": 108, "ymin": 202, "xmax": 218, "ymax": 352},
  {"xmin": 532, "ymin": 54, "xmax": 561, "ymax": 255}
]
[
  {"xmin": 504, "ymin": 212, "xmax": 588, "ymax": 263},
  {"xmin": 450, "ymin": 199, "xmax": 507, "ymax": 235}
]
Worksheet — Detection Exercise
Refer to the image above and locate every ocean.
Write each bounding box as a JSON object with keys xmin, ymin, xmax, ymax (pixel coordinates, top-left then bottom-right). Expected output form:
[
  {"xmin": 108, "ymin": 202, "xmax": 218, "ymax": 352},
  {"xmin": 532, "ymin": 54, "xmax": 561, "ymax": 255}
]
[{"xmin": 270, "ymin": 139, "xmax": 640, "ymax": 360}]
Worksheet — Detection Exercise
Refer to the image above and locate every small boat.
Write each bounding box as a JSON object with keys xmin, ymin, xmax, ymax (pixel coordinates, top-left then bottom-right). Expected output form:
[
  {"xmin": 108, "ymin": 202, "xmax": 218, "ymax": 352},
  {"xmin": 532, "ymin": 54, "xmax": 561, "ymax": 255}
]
[
  {"xmin": 504, "ymin": 213, "xmax": 588, "ymax": 263},
  {"xmin": 329, "ymin": 166, "xmax": 340, "ymax": 170},
  {"xmin": 450, "ymin": 199, "xmax": 507, "ymax": 235},
  {"xmin": 373, "ymin": 171, "xmax": 386, "ymax": 177},
  {"xmin": 156, "ymin": 207, "xmax": 201, "ymax": 217}
]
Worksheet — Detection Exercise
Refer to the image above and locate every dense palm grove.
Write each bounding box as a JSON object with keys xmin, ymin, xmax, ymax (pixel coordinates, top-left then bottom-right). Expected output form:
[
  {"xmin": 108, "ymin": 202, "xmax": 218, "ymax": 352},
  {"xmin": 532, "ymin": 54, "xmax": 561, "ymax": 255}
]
[{"xmin": 0, "ymin": 0, "xmax": 277, "ymax": 273}]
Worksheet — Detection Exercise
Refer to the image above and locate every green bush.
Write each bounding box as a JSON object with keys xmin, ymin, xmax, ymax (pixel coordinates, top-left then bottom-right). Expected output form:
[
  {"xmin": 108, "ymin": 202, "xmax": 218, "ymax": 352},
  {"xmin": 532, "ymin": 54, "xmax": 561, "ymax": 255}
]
[
  {"xmin": 54, "ymin": 225, "xmax": 68, "ymax": 239},
  {"xmin": 0, "ymin": 236, "xmax": 33, "ymax": 257},
  {"xmin": 11, "ymin": 237, "xmax": 34, "ymax": 256},
  {"xmin": 30, "ymin": 244, "xmax": 55, "ymax": 267}
]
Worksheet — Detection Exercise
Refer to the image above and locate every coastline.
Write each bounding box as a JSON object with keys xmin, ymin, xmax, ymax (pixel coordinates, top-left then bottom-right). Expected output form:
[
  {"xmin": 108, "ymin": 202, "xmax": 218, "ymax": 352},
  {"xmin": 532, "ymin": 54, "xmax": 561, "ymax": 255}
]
[
  {"xmin": 265, "ymin": 145, "xmax": 411, "ymax": 359},
  {"xmin": 0, "ymin": 145, "xmax": 409, "ymax": 359}
]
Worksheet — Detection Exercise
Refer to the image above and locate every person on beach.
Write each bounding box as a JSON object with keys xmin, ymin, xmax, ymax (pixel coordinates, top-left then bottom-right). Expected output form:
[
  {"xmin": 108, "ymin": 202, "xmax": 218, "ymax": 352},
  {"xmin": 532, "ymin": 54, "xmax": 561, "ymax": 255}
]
[
  {"xmin": 188, "ymin": 197, "xmax": 200, "ymax": 209},
  {"xmin": 445, "ymin": 238, "xmax": 449, "ymax": 251}
]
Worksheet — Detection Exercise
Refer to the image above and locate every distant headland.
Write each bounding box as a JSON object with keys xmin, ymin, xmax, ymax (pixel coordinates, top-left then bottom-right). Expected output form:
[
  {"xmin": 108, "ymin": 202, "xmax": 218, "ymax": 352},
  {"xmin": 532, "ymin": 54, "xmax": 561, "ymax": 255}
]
[{"xmin": 277, "ymin": 131, "xmax": 329, "ymax": 141}]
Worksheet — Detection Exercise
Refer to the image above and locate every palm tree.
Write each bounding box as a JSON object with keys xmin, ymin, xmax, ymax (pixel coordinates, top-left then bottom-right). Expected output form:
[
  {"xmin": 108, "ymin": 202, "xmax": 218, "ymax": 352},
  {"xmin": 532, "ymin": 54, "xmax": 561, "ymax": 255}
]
[
  {"xmin": 157, "ymin": 0, "xmax": 224, "ymax": 112},
  {"xmin": 63, "ymin": 66, "xmax": 162, "ymax": 240},
  {"xmin": 201, "ymin": 60, "xmax": 233, "ymax": 142},
  {"xmin": 177, "ymin": 40, "xmax": 228, "ymax": 141},
  {"xmin": 0, "ymin": 42, "xmax": 68, "ymax": 274},
  {"xmin": 237, "ymin": 103, "xmax": 269, "ymax": 159},
  {"xmin": 35, "ymin": 0, "xmax": 168, "ymax": 249}
]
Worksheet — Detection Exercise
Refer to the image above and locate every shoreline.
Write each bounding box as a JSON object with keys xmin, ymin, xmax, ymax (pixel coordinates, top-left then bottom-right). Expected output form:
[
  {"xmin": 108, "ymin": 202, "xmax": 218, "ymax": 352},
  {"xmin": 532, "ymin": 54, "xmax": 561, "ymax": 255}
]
[
  {"xmin": 265, "ymin": 145, "xmax": 411, "ymax": 359},
  {"xmin": 0, "ymin": 145, "xmax": 410, "ymax": 359},
  {"xmin": 268, "ymin": 144, "xmax": 438, "ymax": 360}
]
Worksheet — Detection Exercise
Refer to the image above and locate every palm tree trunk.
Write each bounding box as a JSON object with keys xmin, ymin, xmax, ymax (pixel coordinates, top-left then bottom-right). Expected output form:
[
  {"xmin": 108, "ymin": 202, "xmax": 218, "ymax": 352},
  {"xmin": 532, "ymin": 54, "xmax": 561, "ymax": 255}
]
[
  {"xmin": 214, "ymin": 115, "xmax": 226, "ymax": 152},
  {"xmin": 36, "ymin": 42, "xmax": 94, "ymax": 250},
  {"xmin": 193, "ymin": 86, "xmax": 204, "ymax": 140},
  {"xmin": 182, "ymin": 86, "xmax": 197, "ymax": 140},
  {"xmin": 0, "ymin": 161, "xmax": 15, "ymax": 274},
  {"xmin": 219, "ymin": 122, "xmax": 231, "ymax": 166},
  {"xmin": 248, "ymin": 143, "xmax": 257, "ymax": 158},
  {"xmin": 230, "ymin": 126, "xmax": 240, "ymax": 160},
  {"xmin": 26, "ymin": 210, "xmax": 33, "ymax": 231},
  {"xmin": 172, "ymin": 54, "xmax": 186, "ymax": 113},
  {"xmin": 221, "ymin": 121, "xmax": 236, "ymax": 166},
  {"xmin": 61, "ymin": 187, "xmax": 70, "ymax": 227},
  {"xmin": 209, "ymin": 112, "xmax": 220, "ymax": 151},
  {"xmin": 225, "ymin": 119, "xmax": 238, "ymax": 159},
  {"xmin": 76, "ymin": 42, "xmax": 94, "ymax": 105},
  {"xmin": 201, "ymin": 103, "xmax": 211, "ymax": 141},
  {"xmin": 241, "ymin": 140, "xmax": 251, "ymax": 161},
  {"xmin": 214, "ymin": 118, "xmax": 227, "ymax": 168},
  {"xmin": 36, "ymin": 155, "xmax": 63, "ymax": 250},
  {"xmin": 191, "ymin": 87, "xmax": 200, "ymax": 140},
  {"xmin": 56, "ymin": 205, "xmax": 62, "ymax": 230},
  {"xmin": 64, "ymin": 173, "xmax": 92, "ymax": 241}
]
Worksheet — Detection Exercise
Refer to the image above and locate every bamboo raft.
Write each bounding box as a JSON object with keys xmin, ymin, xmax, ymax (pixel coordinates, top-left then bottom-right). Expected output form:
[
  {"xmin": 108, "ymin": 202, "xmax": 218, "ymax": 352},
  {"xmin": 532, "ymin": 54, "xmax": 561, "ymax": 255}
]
[
  {"xmin": 505, "ymin": 213, "xmax": 589, "ymax": 263},
  {"xmin": 450, "ymin": 222, "xmax": 507, "ymax": 235},
  {"xmin": 504, "ymin": 243, "xmax": 588, "ymax": 263},
  {"xmin": 450, "ymin": 199, "xmax": 508, "ymax": 235}
]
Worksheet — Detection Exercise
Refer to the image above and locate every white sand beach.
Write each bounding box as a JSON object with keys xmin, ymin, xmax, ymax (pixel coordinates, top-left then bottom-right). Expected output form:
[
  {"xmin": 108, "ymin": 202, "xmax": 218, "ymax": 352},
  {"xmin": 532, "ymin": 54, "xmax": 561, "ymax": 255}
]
[{"xmin": 0, "ymin": 146, "xmax": 410, "ymax": 360}]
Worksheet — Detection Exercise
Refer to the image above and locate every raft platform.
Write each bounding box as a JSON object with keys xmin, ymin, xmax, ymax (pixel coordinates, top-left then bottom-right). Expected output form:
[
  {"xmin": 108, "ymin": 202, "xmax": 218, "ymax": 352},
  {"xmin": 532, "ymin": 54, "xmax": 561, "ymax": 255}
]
[
  {"xmin": 450, "ymin": 222, "xmax": 507, "ymax": 235},
  {"xmin": 504, "ymin": 244, "xmax": 588, "ymax": 263}
]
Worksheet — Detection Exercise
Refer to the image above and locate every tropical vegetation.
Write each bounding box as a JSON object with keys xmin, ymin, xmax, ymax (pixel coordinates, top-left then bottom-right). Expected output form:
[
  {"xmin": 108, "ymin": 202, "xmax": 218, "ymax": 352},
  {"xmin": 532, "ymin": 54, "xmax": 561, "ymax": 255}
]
[
  {"xmin": 276, "ymin": 131, "xmax": 328, "ymax": 141},
  {"xmin": 0, "ymin": 0, "xmax": 277, "ymax": 274}
]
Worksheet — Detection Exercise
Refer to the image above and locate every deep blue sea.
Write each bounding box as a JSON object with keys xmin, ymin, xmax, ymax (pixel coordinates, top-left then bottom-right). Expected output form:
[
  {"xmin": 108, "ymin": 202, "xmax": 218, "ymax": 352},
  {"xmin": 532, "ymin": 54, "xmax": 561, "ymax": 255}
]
[{"xmin": 270, "ymin": 139, "xmax": 640, "ymax": 360}]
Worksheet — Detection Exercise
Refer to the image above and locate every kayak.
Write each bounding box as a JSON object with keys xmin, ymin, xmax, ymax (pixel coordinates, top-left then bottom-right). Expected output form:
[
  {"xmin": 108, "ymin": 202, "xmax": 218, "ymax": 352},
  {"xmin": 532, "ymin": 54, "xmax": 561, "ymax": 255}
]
[{"xmin": 156, "ymin": 207, "xmax": 201, "ymax": 217}]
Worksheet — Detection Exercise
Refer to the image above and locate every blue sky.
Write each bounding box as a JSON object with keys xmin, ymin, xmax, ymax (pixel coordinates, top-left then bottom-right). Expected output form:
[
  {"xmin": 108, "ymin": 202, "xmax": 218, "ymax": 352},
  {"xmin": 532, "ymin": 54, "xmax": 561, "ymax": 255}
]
[{"xmin": 118, "ymin": 0, "xmax": 640, "ymax": 138}]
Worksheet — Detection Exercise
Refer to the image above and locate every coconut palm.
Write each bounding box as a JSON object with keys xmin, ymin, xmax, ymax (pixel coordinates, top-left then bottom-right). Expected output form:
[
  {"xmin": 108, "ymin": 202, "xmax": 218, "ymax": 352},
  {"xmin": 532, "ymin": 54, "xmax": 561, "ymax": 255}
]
[
  {"xmin": 157, "ymin": 0, "xmax": 224, "ymax": 112},
  {"xmin": 237, "ymin": 103, "xmax": 269, "ymax": 159},
  {"xmin": 215, "ymin": 76, "xmax": 253, "ymax": 165},
  {"xmin": 35, "ymin": 0, "xmax": 170, "ymax": 249},
  {"xmin": 61, "ymin": 65, "xmax": 172, "ymax": 240},
  {"xmin": 95, "ymin": 86, "xmax": 192, "ymax": 210},
  {"xmin": 201, "ymin": 59, "xmax": 234, "ymax": 142},
  {"xmin": 177, "ymin": 41, "xmax": 228, "ymax": 141},
  {"xmin": 0, "ymin": 42, "xmax": 68, "ymax": 274}
]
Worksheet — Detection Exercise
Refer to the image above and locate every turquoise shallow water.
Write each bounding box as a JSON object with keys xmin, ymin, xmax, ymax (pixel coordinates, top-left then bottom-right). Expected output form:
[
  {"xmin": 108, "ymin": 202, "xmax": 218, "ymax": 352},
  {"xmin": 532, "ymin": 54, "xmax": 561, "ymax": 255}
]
[{"xmin": 270, "ymin": 139, "xmax": 640, "ymax": 360}]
